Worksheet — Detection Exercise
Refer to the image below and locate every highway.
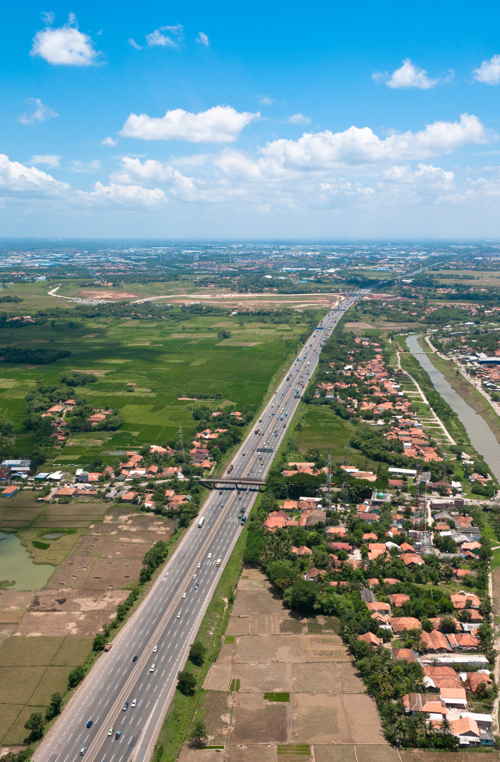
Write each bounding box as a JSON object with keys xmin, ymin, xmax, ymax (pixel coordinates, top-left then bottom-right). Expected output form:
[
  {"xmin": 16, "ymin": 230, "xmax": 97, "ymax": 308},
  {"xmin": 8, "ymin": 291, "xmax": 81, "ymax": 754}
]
[{"xmin": 35, "ymin": 291, "xmax": 363, "ymax": 762}]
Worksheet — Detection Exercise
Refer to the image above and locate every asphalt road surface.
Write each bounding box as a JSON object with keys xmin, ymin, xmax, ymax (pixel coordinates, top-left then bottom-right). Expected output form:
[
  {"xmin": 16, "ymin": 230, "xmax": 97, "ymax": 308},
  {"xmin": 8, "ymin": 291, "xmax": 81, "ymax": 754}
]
[{"xmin": 35, "ymin": 292, "xmax": 363, "ymax": 762}]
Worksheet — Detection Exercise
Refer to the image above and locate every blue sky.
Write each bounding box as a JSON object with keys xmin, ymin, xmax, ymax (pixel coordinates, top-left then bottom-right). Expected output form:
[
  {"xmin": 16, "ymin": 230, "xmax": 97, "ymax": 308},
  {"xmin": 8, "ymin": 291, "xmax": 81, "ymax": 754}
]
[{"xmin": 2, "ymin": 0, "xmax": 500, "ymax": 238}]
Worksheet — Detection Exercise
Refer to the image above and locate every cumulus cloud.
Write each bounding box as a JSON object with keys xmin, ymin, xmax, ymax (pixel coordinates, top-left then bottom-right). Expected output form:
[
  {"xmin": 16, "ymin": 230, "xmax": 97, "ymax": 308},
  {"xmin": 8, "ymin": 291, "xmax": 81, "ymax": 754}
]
[
  {"xmin": 382, "ymin": 163, "xmax": 455, "ymax": 189},
  {"xmin": 0, "ymin": 154, "xmax": 69, "ymax": 196},
  {"xmin": 259, "ymin": 96, "xmax": 274, "ymax": 105},
  {"xmin": 374, "ymin": 59, "xmax": 439, "ymax": 89},
  {"xmin": 145, "ymin": 24, "xmax": 183, "ymax": 49},
  {"xmin": 101, "ymin": 137, "xmax": 117, "ymax": 147},
  {"xmin": 19, "ymin": 98, "xmax": 59, "ymax": 125},
  {"xmin": 120, "ymin": 105, "xmax": 259, "ymax": 143},
  {"xmin": 31, "ymin": 13, "xmax": 101, "ymax": 66},
  {"xmin": 196, "ymin": 32, "xmax": 209, "ymax": 46},
  {"xmin": 129, "ymin": 38, "xmax": 142, "ymax": 50},
  {"xmin": 474, "ymin": 54, "xmax": 500, "ymax": 84},
  {"xmin": 82, "ymin": 182, "xmax": 167, "ymax": 206},
  {"xmin": 253, "ymin": 113, "xmax": 486, "ymax": 171},
  {"xmin": 31, "ymin": 154, "xmax": 61, "ymax": 167},
  {"xmin": 285, "ymin": 113, "xmax": 311, "ymax": 124}
]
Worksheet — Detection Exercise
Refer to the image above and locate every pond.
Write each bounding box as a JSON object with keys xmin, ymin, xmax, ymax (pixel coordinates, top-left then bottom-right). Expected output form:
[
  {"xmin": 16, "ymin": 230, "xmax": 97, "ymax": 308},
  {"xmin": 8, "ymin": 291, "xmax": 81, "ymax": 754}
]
[
  {"xmin": 0, "ymin": 532, "xmax": 55, "ymax": 590},
  {"xmin": 407, "ymin": 334, "xmax": 500, "ymax": 482}
]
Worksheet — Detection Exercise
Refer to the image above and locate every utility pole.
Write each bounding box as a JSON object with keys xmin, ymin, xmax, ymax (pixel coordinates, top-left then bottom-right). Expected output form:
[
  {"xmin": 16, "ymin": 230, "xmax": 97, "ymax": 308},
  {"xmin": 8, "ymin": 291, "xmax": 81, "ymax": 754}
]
[
  {"xmin": 440, "ymin": 435, "xmax": 447, "ymax": 483},
  {"xmin": 178, "ymin": 425, "xmax": 186, "ymax": 463},
  {"xmin": 326, "ymin": 446, "xmax": 332, "ymax": 511},
  {"xmin": 342, "ymin": 445, "xmax": 349, "ymax": 507}
]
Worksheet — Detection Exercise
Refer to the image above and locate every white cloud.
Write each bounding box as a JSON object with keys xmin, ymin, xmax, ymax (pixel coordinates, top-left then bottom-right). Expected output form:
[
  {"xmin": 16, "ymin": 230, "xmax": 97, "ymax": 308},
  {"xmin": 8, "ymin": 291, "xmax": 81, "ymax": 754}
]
[
  {"xmin": 31, "ymin": 154, "xmax": 61, "ymax": 167},
  {"xmin": 259, "ymin": 96, "xmax": 274, "ymax": 105},
  {"xmin": 474, "ymin": 54, "xmax": 500, "ymax": 84},
  {"xmin": 31, "ymin": 14, "xmax": 101, "ymax": 66},
  {"xmin": 382, "ymin": 163, "xmax": 455, "ymax": 189},
  {"xmin": 285, "ymin": 113, "xmax": 311, "ymax": 124},
  {"xmin": 0, "ymin": 154, "xmax": 69, "ymax": 196},
  {"xmin": 129, "ymin": 38, "xmax": 142, "ymax": 50},
  {"xmin": 71, "ymin": 160, "xmax": 102, "ymax": 173},
  {"xmin": 145, "ymin": 24, "xmax": 183, "ymax": 49},
  {"xmin": 101, "ymin": 137, "xmax": 117, "ymax": 147},
  {"xmin": 19, "ymin": 98, "xmax": 59, "ymax": 125},
  {"xmin": 253, "ymin": 113, "xmax": 486, "ymax": 170},
  {"xmin": 82, "ymin": 182, "xmax": 167, "ymax": 206},
  {"xmin": 374, "ymin": 58, "xmax": 439, "ymax": 89},
  {"xmin": 121, "ymin": 105, "xmax": 259, "ymax": 143},
  {"xmin": 196, "ymin": 32, "xmax": 209, "ymax": 46}
]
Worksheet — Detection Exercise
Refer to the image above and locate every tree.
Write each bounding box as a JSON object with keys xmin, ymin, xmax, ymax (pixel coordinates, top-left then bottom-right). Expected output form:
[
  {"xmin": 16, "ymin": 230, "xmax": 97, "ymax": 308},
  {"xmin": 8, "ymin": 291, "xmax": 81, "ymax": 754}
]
[
  {"xmin": 177, "ymin": 670, "xmax": 197, "ymax": 695},
  {"xmin": 283, "ymin": 579, "xmax": 319, "ymax": 615},
  {"xmin": 189, "ymin": 641, "xmax": 207, "ymax": 666},
  {"xmin": 189, "ymin": 719, "xmax": 207, "ymax": 748},
  {"xmin": 68, "ymin": 665, "xmax": 85, "ymax": 688},
  {"xmin": 45, "ymin": 693, "xmax": 63, "ymax": 722},
  {"xmin": 24, "ymin": 713, "xmax": 44, "ymax": 743},
  {"xmin": 92, "ymin": 633, "xmax": 108, "ymax": 652}
]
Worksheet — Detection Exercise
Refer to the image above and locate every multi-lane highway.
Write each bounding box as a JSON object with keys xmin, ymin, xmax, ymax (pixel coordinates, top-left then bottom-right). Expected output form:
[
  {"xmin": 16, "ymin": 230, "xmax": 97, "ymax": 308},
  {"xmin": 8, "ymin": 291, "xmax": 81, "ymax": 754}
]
[{"xmin": 35, "ymin": 292, "xmax": 363, "ymax": 762}]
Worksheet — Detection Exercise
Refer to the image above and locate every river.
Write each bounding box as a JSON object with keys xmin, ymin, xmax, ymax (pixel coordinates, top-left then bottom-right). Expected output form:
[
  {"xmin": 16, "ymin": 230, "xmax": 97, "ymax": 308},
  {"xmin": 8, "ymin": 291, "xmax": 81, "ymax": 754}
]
[{"xmin": 406, "ymin": 334, "xmax": 500, "ymax": 482}]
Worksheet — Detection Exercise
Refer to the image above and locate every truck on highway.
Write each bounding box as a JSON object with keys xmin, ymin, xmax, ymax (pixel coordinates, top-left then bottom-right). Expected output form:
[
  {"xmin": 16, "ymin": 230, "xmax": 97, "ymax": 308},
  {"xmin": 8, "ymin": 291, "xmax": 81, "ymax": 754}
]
[
  {"xmin": 216, "ymin": 559, "xmax": 221, "ymax": 567},
  {"xmin": 241, "ymin": 515, "xmax": 247, "ymax": 525},
  {"xmin": 227, "ymin": 464, "xmax": 234, "ymax": 474},
  {"xmin": 104, "ymin": 643, "xmax": 112, "ymax": 652},
  {"xmin": 198, "ymin": 517, "xmax": 205, "ymax": 528}
]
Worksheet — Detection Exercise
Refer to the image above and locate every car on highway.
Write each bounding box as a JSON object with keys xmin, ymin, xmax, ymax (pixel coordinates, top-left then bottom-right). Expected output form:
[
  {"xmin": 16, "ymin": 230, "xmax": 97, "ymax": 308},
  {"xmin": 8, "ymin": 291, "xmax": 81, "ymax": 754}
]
[
  {"xmin": 195, "ymin": 583, "xmax": 199, "ymax": 589},
  {"xmin": 208, "ymin": 553, "xmax": 212, "ymax": 559},
  {"xmin": 131, "ymin": 699, "xmax": 137, "ymax": 707},
  {"xmin": 108, "ymin": 728, "xmax": 114, "ymax": 736},
  {"xmin": 86, "ymin": 720, "xmax": 93, "ymax": 728},
  {"xmin": 177, "ymin": 612, "xmax": 181, "ymax": 619},
  {"xmin": 149, "ymin": 664, "xmax": 155, "ymax": 673},
  {"xmin": 122, "ymin": 702, "xmax": 128, "ymax": 711},
  {"xmin": 193, "ymin": 573, "xmax": 197, "ymax": 580},
  {"xmin": 182, "ymin": 592, "xmax": 187, "ymax": 598},
  {"xmin": 80, "ymin": 748, "xmax": 87, "ymax": 756},
  {"xmin": 132, "ymin": 655, "xmax": 138, "ymax": 662},
  {"xmin": 153, "ymin": 645, "xmax": 158, "ymax": 653},
  {"xmin": 115, "ymin": 732, "xmax": 121, "ymax": 740},
  {"xmin": 197, "ymin": 562, "xmax": 201, "ymax": 568}
]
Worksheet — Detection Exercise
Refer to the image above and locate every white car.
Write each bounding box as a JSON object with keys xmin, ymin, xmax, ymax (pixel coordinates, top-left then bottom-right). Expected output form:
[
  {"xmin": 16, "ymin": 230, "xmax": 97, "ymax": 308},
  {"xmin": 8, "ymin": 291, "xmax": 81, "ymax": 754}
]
[
  {"xmin": 131, "ymin": 699, "xmax": 137, "ymax": 708},
  {"xmin": 208, "ymin": 553, "xmax": 212, "ymax": 559},
  {"xmin": 150, "ymin": 664, "xmax": 155, "ymax": 673},
  {"xmin": 197, "ymin": 562, "xmax": 201, "ymax": 568},
  {"xmin": 177, "ymin": 612, "xmax": 181, "ymax": 619},
  {"xmin": 153, "ymin": 645, "xmax": 158, "ymax": 653},
  {"xmin": 182, "ymin": 592, "xmax": 187, "ymax": 598}
]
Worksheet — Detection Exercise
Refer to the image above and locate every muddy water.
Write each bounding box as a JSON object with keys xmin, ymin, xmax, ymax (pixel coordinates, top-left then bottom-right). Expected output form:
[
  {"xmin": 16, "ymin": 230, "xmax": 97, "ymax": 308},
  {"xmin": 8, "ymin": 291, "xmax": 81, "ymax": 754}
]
[
  {"xmin": 407, "ymin": 334, "xmax": 500, "ymax": 482},
  {"xmin": 0, "ymin": 532, "xmax": 54, "ymax": 590}
]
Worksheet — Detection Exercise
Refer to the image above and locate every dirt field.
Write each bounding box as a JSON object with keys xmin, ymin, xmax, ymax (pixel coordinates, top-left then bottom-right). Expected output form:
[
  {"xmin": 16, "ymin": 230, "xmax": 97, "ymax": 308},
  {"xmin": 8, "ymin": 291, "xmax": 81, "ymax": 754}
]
[
  {"xmin": 0, "ymin": 497, "xmax": 174, "ymax": 748},
  {"xmin": 182, "ymin": 568, "xmax": 388, "ymax": 761}
]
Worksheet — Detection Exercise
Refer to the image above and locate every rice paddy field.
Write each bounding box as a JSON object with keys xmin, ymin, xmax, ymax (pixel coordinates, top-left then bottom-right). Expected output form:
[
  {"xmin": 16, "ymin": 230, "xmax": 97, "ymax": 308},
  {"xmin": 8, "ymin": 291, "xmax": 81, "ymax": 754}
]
[{"xmin": 0, "ymin": 310, "xmax": 317, "ymax": 466}]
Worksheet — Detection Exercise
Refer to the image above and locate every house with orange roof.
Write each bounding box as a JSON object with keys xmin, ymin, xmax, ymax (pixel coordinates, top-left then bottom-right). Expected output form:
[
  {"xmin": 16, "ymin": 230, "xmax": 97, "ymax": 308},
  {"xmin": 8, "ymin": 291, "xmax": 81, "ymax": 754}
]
[
  {"xmin": 451, "ymin": 593, "xmax": 481, "ymax": 610},
  {"xmin": 450, "ymin": 716, "xmax": 480, "ymax": 745},
  {"xmin": 358, "ymin": 632, "xmax": 382, "ymax": 647},
  {"xmin": 421, "ymin": 630, "xmax": 452, "ymax": 653},
  {"xmin": 390, "ymin": 617, "xmax": 421, "ymax": 633},
  {"xmin": 390, "ymin": 594, "xmax": 410, "ymax": 607},
  {"xmin": 366, "ymin": 601, "xmax": 391, "ymax": 615},
  {"xmin": 440, "ymin": 687, "xmax": 467, "ymax": 709}
]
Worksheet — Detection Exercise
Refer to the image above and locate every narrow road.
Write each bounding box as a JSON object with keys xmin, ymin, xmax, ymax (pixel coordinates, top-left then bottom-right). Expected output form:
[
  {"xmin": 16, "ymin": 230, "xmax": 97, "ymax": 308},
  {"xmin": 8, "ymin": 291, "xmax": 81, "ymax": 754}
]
[{"xmin": 34, "ymin": 292, "xmax": 365, "ymax": 762}]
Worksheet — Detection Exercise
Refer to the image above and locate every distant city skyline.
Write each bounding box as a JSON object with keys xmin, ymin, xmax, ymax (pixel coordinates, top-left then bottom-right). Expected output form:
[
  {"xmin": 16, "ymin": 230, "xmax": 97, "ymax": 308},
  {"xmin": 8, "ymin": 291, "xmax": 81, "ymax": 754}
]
[{"xmin": 2, "ymin": 0, "xmax": 500, "ymax": 238}]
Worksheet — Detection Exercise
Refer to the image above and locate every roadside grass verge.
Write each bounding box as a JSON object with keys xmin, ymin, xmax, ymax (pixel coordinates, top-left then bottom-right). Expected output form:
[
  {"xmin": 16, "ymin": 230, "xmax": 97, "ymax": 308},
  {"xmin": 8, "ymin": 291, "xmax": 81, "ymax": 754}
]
[{"xmin": 155, "ymin": 524, "xmax": 248, "ymax": 762}]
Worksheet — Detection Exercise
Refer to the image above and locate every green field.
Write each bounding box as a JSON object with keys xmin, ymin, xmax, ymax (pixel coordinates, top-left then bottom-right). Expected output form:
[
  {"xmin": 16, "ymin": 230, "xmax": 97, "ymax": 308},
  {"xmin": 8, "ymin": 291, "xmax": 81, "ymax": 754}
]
[{"xmin": 0, "ymin": 310, "xmax": 312, "ymax": 465}]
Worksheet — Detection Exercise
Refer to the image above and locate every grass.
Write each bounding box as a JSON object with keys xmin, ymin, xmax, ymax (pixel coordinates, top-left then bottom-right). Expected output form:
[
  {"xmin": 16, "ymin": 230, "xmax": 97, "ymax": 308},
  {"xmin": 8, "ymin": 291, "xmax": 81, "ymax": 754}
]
[
  {"xmin": 0, "ymin": 310, "xmax": 312, "ymax": 466},
  {"xmin": 155, "ymin": 523, "xmax": 249, "ymax": 762},
  {"xmin": 264, "ymin": 692, "xmax": 290, "ymax": 701},
  {"xmin": 230, "ymin": 678, "xmax": 240, "ymax": 691},
  {"xmin": 224, "ymin": 635, "xmax": 235, "ymax": 644}
]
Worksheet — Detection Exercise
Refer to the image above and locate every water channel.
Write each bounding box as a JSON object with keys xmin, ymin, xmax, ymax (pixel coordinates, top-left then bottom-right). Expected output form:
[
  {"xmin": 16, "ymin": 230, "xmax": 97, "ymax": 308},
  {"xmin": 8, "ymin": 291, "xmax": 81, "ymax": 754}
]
[
  {"xmin": 0, "ymin": 532, "xmax": 54, "ymax": 590},
  {"xmin": 406, "ymin": 334, "xmax": 500, "ymax": 482}
]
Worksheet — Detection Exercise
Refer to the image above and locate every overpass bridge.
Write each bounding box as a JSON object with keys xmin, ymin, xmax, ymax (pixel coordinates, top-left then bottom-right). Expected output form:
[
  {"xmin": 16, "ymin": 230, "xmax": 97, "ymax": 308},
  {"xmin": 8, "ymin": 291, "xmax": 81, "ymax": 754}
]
[{"xmin": 196, "ymin": 476, "xmax": 265, "ymax": 488}]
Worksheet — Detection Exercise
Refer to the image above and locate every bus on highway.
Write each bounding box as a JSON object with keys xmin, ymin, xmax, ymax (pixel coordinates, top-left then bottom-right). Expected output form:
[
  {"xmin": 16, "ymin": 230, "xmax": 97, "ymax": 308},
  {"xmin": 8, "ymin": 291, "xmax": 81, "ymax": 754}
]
[{"xmin": 198, "ymin": 517, "xmax": 205, "ymax": 528}]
